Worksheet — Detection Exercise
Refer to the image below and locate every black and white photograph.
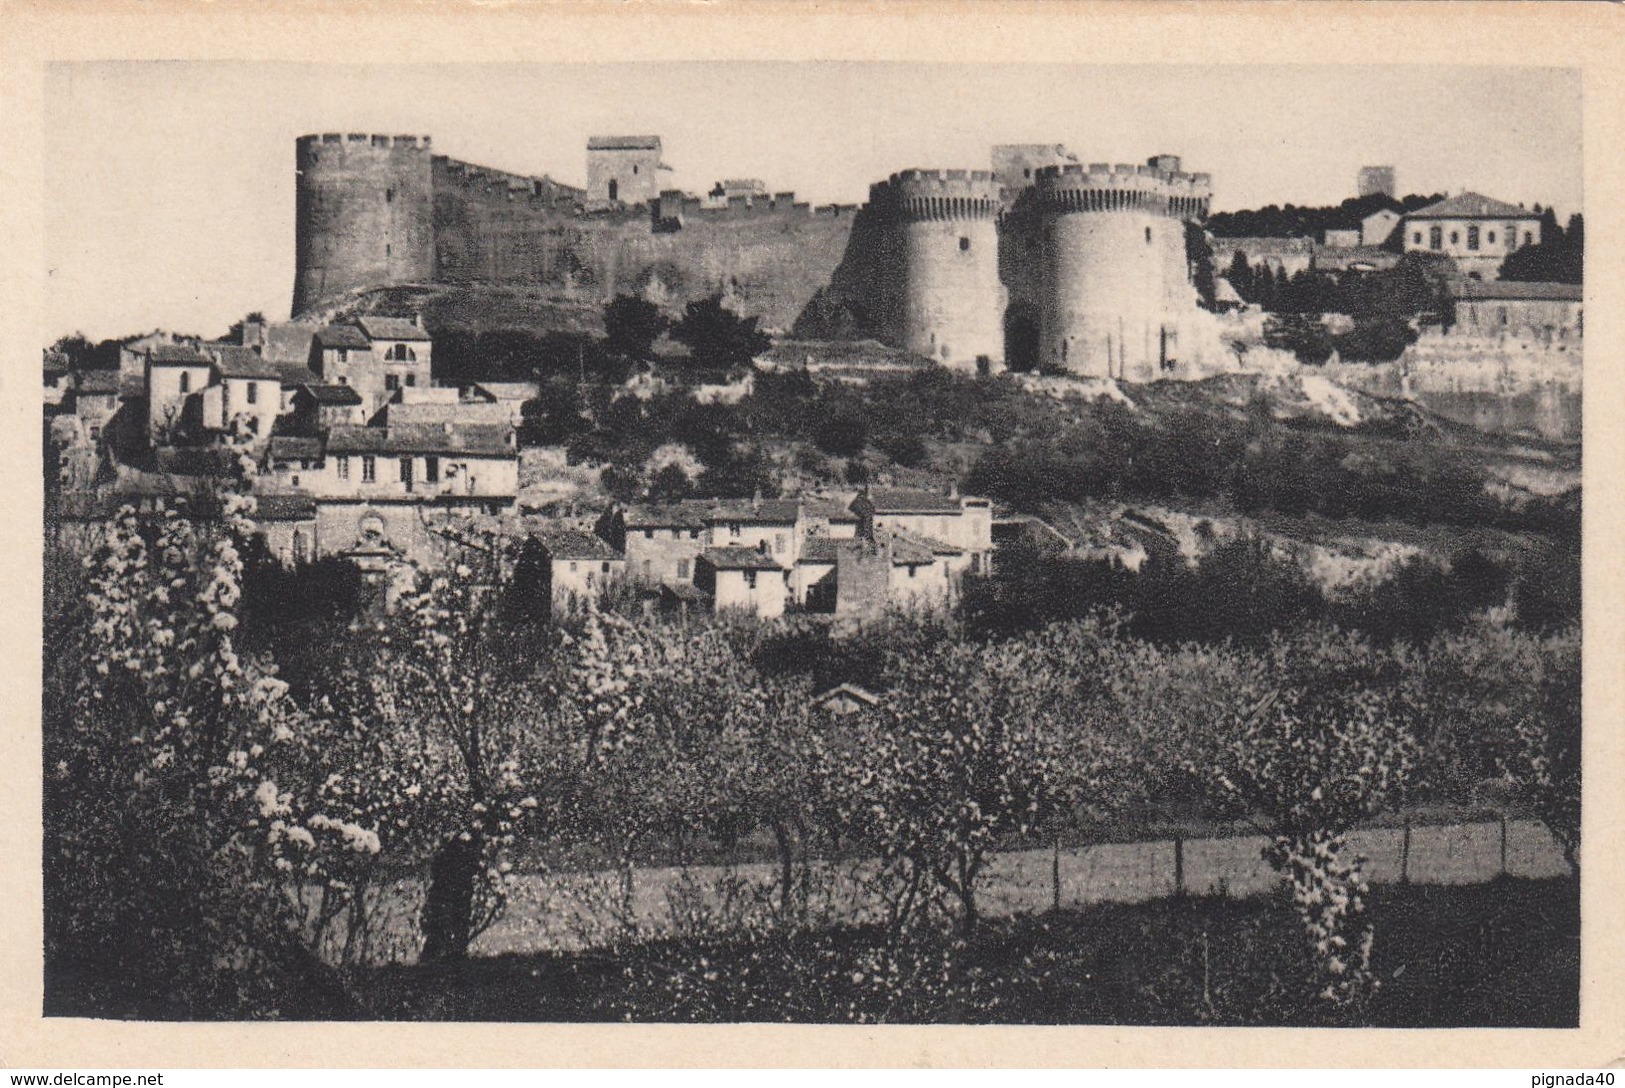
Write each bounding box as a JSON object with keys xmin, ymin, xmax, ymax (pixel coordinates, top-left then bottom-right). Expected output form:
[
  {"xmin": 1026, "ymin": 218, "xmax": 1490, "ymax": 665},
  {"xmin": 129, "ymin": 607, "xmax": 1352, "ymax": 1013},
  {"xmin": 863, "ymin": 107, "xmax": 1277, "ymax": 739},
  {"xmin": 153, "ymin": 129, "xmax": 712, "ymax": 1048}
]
[{"xmin": 7, "ymin": 1, "xmax": 1622, "ymax": 1070}]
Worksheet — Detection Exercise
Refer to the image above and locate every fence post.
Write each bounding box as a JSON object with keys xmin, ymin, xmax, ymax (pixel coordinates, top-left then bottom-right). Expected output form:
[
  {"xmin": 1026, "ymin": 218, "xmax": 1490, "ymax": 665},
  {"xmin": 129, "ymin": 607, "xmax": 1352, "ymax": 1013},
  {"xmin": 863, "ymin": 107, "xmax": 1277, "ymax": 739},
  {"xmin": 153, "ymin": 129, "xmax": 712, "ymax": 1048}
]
[
  {"xmin": 1500, "ymin": 814, "xmax": 1509, "ymax": 879},
  {"xmin": 1400, "ymin": 819, "xmax": 1412, "ymax": 886},
  {"xmin": 1052, "ymin": 834, "xmax": 1061, "ymax": 912},
  {"xmin": 1174, "ymin": 835, "xmax": 1185, "ymax": 898}
]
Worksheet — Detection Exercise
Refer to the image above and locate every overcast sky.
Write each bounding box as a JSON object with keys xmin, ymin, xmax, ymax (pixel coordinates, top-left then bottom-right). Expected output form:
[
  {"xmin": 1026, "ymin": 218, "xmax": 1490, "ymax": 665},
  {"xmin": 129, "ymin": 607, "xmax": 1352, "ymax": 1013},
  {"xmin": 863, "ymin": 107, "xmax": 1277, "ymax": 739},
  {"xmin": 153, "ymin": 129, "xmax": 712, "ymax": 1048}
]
[{"xmin": 44, "ymin": 61, "xmax": 1581, "ymax": 341}]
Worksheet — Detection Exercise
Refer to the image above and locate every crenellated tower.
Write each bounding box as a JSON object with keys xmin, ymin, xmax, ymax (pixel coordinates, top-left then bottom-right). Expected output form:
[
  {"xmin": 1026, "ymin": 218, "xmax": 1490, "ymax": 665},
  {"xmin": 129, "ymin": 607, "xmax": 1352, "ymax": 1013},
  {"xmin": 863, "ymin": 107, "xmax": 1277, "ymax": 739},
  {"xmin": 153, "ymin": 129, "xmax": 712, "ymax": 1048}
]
[
  {"xmin": 1001, "ymin": 156, "xmax": 1211, "ymax": 381},
  {"xmin": 867, "ymin": 169, "xmax": 1005, "ymax": 371},
  {"xmin": 293, "ymin": 133, "xmax": 435, "ymax": 316}
]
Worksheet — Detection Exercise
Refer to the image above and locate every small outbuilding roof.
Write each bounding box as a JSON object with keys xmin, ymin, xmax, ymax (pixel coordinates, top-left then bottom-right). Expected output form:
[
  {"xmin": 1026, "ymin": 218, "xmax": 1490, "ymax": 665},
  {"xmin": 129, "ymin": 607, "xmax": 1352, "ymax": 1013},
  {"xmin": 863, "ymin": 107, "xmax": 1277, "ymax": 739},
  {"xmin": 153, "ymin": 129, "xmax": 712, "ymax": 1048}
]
[
  {"xmin": 315, "ymin": 325, "xmax": 372, "ymax": 350},
  {"xmin": 536, "ymin": 529, "xmax": 622, "ymax": 562},
  {"xmin": 857, "ymin": 488, "xmax": 964, "ymax": 515},
  {"xmin": 147, "ymin": 343, "xmax": 213, "ymax": 366},
  {"xmin": 211, "ymin": 345, "xmax": 282, "ymax": 380},
  {"xmin": 74, "ymin": 370, "xmax": 121, "ymax": 395},
  {"xmin": 356, "ymin": 316, "xmax": 432, "ymax": 342},
  {"xmin": 297, "ymin": 383, "xmax": 365, "ymax": 406},
  {"xmin": 701, "ymin": 546, "xmax": 785, "ymax": 572},
  {"xmin": 588, "ymin": 135, "xmax": 662, "ymax": 151}
]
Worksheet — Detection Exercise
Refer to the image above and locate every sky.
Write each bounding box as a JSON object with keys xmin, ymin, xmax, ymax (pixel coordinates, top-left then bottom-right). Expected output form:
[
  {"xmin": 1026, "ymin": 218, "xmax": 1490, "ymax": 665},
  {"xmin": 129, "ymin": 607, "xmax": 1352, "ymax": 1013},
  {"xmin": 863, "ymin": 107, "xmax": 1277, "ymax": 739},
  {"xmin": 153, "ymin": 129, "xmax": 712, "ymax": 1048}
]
[{"xmin": 43, "ymin": 61, "xmax": 1582, "ymax": 342}]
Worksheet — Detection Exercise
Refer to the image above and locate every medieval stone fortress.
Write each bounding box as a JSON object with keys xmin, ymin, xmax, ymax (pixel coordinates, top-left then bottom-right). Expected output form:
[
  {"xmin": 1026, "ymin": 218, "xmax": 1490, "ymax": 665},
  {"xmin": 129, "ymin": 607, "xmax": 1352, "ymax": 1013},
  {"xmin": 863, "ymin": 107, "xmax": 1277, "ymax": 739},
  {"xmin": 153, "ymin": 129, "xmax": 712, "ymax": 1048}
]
[
  {"xmin": 292, "ymin": 132, "xmax": 1222, "ymax": 379},
  {"xmin": 45, "ymin": 130, "xmax": 1583, "ymax": 621}
]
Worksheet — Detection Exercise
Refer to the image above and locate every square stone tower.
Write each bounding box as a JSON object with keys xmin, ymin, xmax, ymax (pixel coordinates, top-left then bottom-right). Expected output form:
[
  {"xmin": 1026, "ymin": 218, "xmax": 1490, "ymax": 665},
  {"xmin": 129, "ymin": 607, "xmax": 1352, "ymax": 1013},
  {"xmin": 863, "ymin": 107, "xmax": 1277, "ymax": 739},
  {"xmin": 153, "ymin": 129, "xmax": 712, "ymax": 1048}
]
[{"xmin": 587, "ymin": 135, "xmax": 667, "ymax": 206}]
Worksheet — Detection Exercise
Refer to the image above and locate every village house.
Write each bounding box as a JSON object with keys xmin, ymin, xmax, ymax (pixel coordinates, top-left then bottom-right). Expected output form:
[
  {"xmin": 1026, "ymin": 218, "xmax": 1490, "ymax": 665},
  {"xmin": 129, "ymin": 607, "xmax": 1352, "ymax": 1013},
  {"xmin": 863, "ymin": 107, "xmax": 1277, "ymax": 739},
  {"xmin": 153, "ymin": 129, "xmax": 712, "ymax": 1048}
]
[
  {"xmin": 143, "ymin": 342, "xmax": 216, "ymax": 442},
  {"xmin": 530, "ymin": 529, "xmax": 626, "ymax": 612},
  {"xmin": 310, "ymin": 316, "xmax": 434, "ymax": 417},
  {"xmin": 288, "ymin": 383, "xmax": 367, "ymax": 433},
  {"xmin": 601, "ymin": 501, "xmax": 711, "ymax": 588},
  {"xmin": 1450, "ymin": 280, "xmax": 1582, "ymax": 342},
  {"xmin": 467, "ymin": 382, "xmax": 540, "ymax": 426},
  {"xmin": 70, "ymin": 370, "xmax": 121, "ymax": 441},
  {"xmin": 200, "ymin": 346, "xmax": 282, "ymax": 438},
  {"xmin": 849, "ymin": 487, "xmax": 994, "ymax": 575},
  {"xmin": 694, "ymin": 546, "xmax": 791, "ymax": 618}
]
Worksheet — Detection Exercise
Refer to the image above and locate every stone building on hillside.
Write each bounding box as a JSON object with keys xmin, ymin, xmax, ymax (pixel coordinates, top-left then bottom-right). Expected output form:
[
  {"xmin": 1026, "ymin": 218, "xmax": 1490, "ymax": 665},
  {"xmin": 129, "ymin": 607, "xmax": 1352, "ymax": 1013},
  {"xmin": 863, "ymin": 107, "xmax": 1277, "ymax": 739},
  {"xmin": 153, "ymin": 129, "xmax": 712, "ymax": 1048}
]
[
  {"xmin": 1402, "ymin": 193, "xmax": 1541, "ymax": 280},
  {"xmin": 587, "ymin": 135, "xmax": 670, "ymax": 207}
]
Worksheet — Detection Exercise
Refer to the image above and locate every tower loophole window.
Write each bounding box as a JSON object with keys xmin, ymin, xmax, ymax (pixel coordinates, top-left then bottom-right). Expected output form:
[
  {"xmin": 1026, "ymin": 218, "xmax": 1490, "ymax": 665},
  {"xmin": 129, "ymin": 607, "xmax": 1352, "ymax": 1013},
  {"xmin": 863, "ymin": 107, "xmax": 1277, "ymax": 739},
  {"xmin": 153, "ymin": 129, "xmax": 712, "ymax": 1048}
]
[
  {"xmin": 386, "ymin": 188, "xmax": 395, "ymax": 203},
  {"xmin": 1145, "ymin": 226, "xmax": 1153, "ymax": 244},
  {"xmin": 959, "ymin": 237, "xmax": 971, "ymax": 252}
]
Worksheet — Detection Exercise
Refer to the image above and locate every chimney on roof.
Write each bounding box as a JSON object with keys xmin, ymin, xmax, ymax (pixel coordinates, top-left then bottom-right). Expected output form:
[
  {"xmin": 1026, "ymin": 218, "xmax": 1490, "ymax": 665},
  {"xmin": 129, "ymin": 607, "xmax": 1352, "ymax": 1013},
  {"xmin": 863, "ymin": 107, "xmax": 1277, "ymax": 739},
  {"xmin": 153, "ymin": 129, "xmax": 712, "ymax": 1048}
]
[
  {"xmin": 752, "ymin": 487, "xmax": 762, "ymax": 512},
  {"xmin": 414, "ymin": 310, "xmax": 424, "ymax": 330}
]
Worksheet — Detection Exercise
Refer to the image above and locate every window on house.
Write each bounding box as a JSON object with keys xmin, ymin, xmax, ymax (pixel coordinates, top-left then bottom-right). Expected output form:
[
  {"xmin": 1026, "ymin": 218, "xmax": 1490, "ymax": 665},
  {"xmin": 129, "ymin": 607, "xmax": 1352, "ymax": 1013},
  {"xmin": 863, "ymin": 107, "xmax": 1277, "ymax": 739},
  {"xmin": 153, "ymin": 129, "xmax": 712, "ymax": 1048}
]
[
  {"xmin": 908, "ymin": 566, "xmax": 917, "ymax": 578},
  {"xmin": 774, "ymin": 533, "xmax": 786, "ymax": 554},
  {"xmin": 386, "ymin": 245, "xmax": 391, "ymax": 258},
  {"xmin": 569, "ymin": 561, "xmax": 578, "ymax": 573},
  {"xmin": 400, "ymin": 456, "xmax": 413, "ymax": 484},
  {"xmin": 1500, "ymin": 307, "xmax": 1509, "ymax": 325},
  {"xmin": 677, "ymin": 558, "xmax": 690, "ymax": 580},
  {"xmin": 632, "ymin": 164, "xmax": 639, "ymax": 175},
  {"xmin": 1413, "ymin": 231, "xmax": 1422, "ymax": 245},
  {"xmin": 337, "ymin": 376, "xmax": 348, "ymax": 386},
  {"xmin": 406, "ymin": 373, "xmax": 416, "ymax": 386},
  {"xmin": 386, "ymin": 188, "xmax": 395, "ymax": 203},
  {"xmin": 1467, "ymin": 226, "xmax": 1480, "ymax": 251},
  {"xmin": 960, "ymin": 237, "xmax": 971, "ymax": 252},
  {"xmin": 730, "ymin": 523, "xmax": 741, "ymax": 538},
  {"xmin": 1524, "ymin": 231, "xmax": 1533, "ymax": 246},
  {"xmin": 645, "ymin": 528, "xmax": 654, "ymax": 540},
  {"xmin": 291, "ymin": 474, "xmax": 300, "ymax": 488},
  {"xmin": 361, "ymin": 455, "xmax": 376, "ymax": 483},
  {"xmin": 385, "ymin": 374, "xmax": 400, "ymax": 391},
  {"xmin": 246, "ymin": 381, "xmax": 258, "ymax": 404},
  {"xmin": 337, "ymin": 348, "xmax": 348, "ymax": 363},
  {"xmin": 179, "ymin": 371, "xmax": 190, "ymax": 394},
  {"xmin": 386, "ymin": 344, "xmax": 416, "ymax": 362},
  {"xmin": 1449, "ymin": 230, "xmax": 1459, "ymax": 246},
  {"xmin": 745, "ymin": 571, "xmax": 757, "ymax": 590},
  {"xmin": 1023, "ymin": 167, "xmax": 1031, "ymax": 178},
  {"xmin": 337, "ymin": 455, "xmax": 350, "ymax": 480},
  {"xmin": 601, "ymin": 561, "xmax": 611, "ymax": 574},
  {"xmin": 1488, "ymin": 231, "xmax": 1496, "ymax": 244},
  {"xmin": 608, "ymin": 179, "xmax": 618, "ymax": 201},
  {"xmin": 1145, "ymin": 227, "xmax": 1152, "ymax": 244},
  {"xmin": 1429, "ymin": 226, "xmax": 1442, "ymax": 250},
  {"xmin": 690, "ymin": 529, "xmax": 700, "ymax": 540},
  {"xmin": 425, "ymin": 456, "xmax": 439, "ymax": 483}
]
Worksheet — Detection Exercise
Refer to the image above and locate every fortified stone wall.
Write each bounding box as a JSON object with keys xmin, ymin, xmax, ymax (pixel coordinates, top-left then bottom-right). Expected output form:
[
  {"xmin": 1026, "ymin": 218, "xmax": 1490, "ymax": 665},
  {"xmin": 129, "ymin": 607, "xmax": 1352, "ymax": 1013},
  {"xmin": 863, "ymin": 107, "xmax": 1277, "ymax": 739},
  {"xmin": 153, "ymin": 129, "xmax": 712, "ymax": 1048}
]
[{"xmin": 293, "ymin": 134, "xmax": 435, "ymax": 316}]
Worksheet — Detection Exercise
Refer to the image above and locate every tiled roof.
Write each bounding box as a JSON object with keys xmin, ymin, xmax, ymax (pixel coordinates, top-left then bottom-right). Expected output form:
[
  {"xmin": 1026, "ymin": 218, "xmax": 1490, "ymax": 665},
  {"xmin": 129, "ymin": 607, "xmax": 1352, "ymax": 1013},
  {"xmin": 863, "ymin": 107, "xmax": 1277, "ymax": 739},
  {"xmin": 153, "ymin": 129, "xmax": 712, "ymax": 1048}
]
[
  {"xmin": 43, "ymin": 352, "xmax": 69, "ymax": 374},
  {"xmin": 118, "ymin": 374, "xmax": 146, "ymax": 399},
  {"xmin": 211, "ymin": 345, "xmax": 282, "ymax": 380},
  {"xmin": 74, "ymin": 369, "xmax": 120, "ymax": 394},
  {"xmin": 357, "ymin": 316, "xmax": 432, "ymax": 342},
  {"xmin": 262, "ymin": 325, "xmax": 316, "ymax": 365},
  {"xmin": 1456, "ymin": 280, "xmax": 1582, "ymax": 302},
  {"xmin": 297, "ymin": 383, "xmax": 364, "ymax": 406},
  {"xmin": 802, "ymin": 497, "xmax": 859, "ymax": 522},
  {"xmin": 472, "ymin": 382, "xmax": 539, "ymax": 402},
  {"xmin": 621, "ymin": 501, "xmax": 712, "ymax": 530},
  {"xmin": 588, "ymin": 135, "xmax": 661, "ymax": 151},
  {"xmin": 377, "ymin": 402, "xmax": 512, "ymax": 427},
  {"xmin": 799, "ymin": 536, "xmax": 841, "ymax": 564},
  {"xmin": 148, "ymin": 343, "xmax": 213, "ymax": 366},
  {"xmin": 882, "ymin": 531, "xmax": 937, "ymax": 567},
  {"xmin": 895, "ymin": 529, "xmax": 963, "ymax": 556},
  {"xmin": 702, "ymin": 546, "xmax": 785, "ymax": 572},
  {"xmin": 537, "ymin": 529, "xmax": 622, "ymax": 561},
  {"xmin": 859, "ymin": 488, "xmax": 964, "ymax": 515},
  {"xmin": 277, "ymin": 362, "xmax": 320, "ymax": 386},
  {"xmin": 1406, "ymin": 193, "xmax": 1534, "ymax": 220},
  {"xmin": 325, "ymin": 423, "xmax": 515, "ymax": 457},
  {"xmin": 315, "ymin": 325, "xmax": 372, "ymax": 350},
  {"xmin": 267, "ymin": 436, "xmax": 323, "ymax": 462},
  {"xmin": 707, "ymin": 498, "xmax": 802, "ymax": 525},
  {"xmin": 253, "ymin": 493, "xmax": 317, "ymax": 521}
]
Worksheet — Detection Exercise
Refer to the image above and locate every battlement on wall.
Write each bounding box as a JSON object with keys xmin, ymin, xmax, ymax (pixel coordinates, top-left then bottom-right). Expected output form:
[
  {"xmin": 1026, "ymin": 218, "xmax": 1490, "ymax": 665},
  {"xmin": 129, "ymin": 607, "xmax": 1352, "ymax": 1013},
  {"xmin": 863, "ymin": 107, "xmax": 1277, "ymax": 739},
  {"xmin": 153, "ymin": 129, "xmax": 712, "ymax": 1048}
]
[
  {"xmin": 1027, "ymin": 159, "xmax": 1211, "ymax": 219},
  {"xmin": 867, "ymin": 169, "xmax": 1000, "ymax": 221},
  {"xmin": 654, "ymin": 188, "xmax": 858, "ymax": 226},
  {"xmin": 298, "ymin": 133, "xmax": 433, "ymax": 153}
]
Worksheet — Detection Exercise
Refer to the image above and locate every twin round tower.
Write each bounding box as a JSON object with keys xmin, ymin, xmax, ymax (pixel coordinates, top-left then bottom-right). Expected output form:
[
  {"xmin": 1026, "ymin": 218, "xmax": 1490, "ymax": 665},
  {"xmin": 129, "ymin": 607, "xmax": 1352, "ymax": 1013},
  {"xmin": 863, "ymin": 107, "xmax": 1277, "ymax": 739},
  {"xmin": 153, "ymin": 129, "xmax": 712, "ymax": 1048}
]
[{"xmin": 292, "ymin": 135, "xmax": 1218, "ymax": 383}]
